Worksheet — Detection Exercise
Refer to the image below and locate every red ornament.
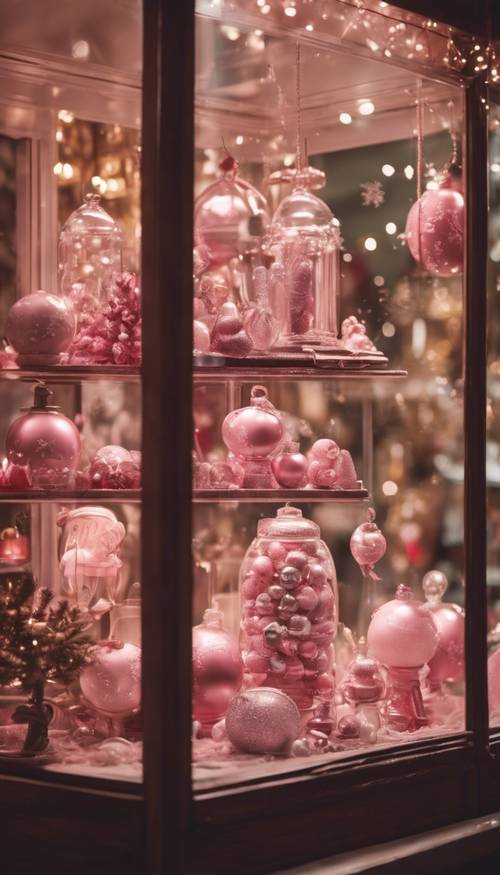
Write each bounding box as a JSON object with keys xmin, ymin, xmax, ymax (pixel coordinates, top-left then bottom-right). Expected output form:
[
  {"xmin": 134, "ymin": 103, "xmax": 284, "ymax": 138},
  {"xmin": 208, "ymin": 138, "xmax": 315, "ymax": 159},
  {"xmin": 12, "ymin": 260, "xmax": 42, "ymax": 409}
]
[{"xmin": 405, "ymin": 180, "xmax": 464, "ymax": 277}]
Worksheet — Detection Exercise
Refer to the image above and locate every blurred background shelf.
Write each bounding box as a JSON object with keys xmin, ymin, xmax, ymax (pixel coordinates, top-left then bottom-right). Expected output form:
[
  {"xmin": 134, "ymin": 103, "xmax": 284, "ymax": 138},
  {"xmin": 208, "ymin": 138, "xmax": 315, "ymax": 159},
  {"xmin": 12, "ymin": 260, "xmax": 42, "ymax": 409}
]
[
  {"xmin": 0, "ymin": 366, "xmax": 141, "ymax": 384},
  {"xmin": 0, "ymin": 489, "xmax": 141, "ymax": 503},
  {"xmin": 193, "ymin": 487, "xmax": 368, "ymax": 503}
]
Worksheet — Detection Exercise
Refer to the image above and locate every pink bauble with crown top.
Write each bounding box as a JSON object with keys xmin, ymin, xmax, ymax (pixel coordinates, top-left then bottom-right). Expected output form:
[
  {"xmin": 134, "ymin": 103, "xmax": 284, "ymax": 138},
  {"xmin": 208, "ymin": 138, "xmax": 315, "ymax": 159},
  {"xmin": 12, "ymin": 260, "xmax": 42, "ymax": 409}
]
[
  {"xmin": 350, "ymin": 508, "xmax": 386, "ymax": 579},
  {"xmin": 192, "ymin": 607, "xmax": 243, "ymax": 735},
  {"xmin": 222, "ymin": 385, "xmax": 283, "ymax": 488},
  {"xmin": 405, "ymin": 180, "xmax": 464, "ymax": 278},
  {"xmin": 368, "ymin": 584, "xmax": 438, "ymax": 669}
]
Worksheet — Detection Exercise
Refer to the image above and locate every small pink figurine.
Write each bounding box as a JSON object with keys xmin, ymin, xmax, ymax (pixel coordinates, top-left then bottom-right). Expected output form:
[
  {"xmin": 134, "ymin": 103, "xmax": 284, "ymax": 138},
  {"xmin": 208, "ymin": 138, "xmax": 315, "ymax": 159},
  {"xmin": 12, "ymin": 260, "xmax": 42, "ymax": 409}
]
[
  {"xmin": 222, "ymin": 386, "xmax": 283, "ymax": 488},
  {"xmin": 342, "ymin": 637, "xmax": 385, "ymax": 740},
  {"xmin": 367, "ymin": 584, "xmax": 439, "ymax": 732},
  {"xmin": 307, "ymin": 438, "xmax": 359, "ymax": 490},
  {"xmin": 211, "ymin": 301, "xmax": 252, "ymax": 358},
  {"xmin": 341, "ymin": 316, "xmax": 377, "ymax": 353}
]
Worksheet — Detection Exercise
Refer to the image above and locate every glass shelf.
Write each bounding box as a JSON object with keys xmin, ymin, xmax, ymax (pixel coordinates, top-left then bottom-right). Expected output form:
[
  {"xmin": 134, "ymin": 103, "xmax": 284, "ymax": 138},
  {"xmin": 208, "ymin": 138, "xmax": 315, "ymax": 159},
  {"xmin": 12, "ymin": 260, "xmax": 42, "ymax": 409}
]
[
  {"xmin": 194, "ymin": 362, "xmax": 407, "ymax": 384},
  {"xmin": 0, "ymin": 366, "xmax": 141, "ymax": 384},
  {"xmin": 0, "ymin": 489, "xmax": 141, "ymax": 503},
  {"xmin": 193, "ymin": 487, "xmax": 368, "ymax": 503}
]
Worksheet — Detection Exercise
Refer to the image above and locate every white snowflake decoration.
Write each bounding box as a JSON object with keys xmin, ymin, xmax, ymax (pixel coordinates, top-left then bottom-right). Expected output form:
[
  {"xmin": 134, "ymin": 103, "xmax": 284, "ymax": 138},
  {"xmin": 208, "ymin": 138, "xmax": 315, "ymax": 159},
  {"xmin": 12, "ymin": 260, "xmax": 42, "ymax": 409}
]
[{"xmin": 360, "ymin": 180, "xmax": 385, "ymax": 208}]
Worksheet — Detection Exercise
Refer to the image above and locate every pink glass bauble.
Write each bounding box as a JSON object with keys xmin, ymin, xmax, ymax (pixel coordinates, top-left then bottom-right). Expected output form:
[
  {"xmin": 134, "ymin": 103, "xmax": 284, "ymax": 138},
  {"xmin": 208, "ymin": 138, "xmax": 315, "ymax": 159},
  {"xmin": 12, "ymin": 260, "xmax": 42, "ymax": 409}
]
[
  {"xmin": 350, "ymin": 508, "xmax": 387, "ymax": 580},
  {"xmin": 193, "ymin": 319, "xmax": 210, "ymax": 353},
  {"xmin": 271, "ymin": 443, "xmax": 308, "ymax": 488},
  {"xmin": 89, "ymin": 445, "xmax": 141, "ymax": 489},
  {"xmin": 211, "ymin": 301, "xmax": 252, "ymax": 358},
  {"xmin": 225, "ymin": 687, "xmax": 300, "ymax": 754},
  {"xmin": 239, "ymin": 506, "xmax": 337, "ymax": 711},
  {"xmin": 80, "ymin": 641, "xmax": 141, "ymax": 715},
  {"xmin": 422, "ymin": 571, "xmax": 464, "ymax": 684},
  {"xmin": 5, "ymin": 383, "xmax": 81, "ymax": 489},
  {"xmin": 405, "ymin": 184, "xmax": 464, "ymax": 277},
  {"xmin": 488, "ymin": 647, "xmax": 500, "ymax": 716},
  {"xmin": 194, "ymin": 155, "xmax": 269, "ymax": 268},
  {"xmin": 222, "ymin": 385, "xmax": 283, "ymax": 488},
  {"xmin": 6, "ymin": 291, "xmax": 76, "ymax": 365},
  {"xmin": 192, "ymin": 607, "xmax": 243, "ymax": 736}
]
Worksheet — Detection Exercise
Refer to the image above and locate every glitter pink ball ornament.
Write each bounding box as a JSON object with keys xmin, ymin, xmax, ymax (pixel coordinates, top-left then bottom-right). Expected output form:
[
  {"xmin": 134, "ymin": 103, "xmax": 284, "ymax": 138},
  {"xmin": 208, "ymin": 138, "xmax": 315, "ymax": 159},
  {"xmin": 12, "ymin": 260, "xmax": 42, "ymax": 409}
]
[
  {"xmin": 222, "ymin": 385, "xmax": 283, "ymax": 488},
  {"xmin": 405, "ymin": 181, "xmax": 464, "ymax": 277},
  {"xmin": 422, "ymin": 570, "xmax": 464, "ymax": 685},
  {"xmin": 225, "ymin": 687, "xmax": 300, "ymax": 754},
  {"xmin": 350, "ymin": 508, "xmax": 387, "ymax": 580},
  {"xmin": 192, "ymin": 607, "xmax": 243, "ymax": 736},
  {"xmin": 488, "ymin": 647, "xmax": 500, "ymax": 716},
  {"xmin": 89, "ymin": 445, "xmax": 141, "ymax": 489},
  {"xmin": 80, "ymin": 641, "xmax": 141, "ymax": 715},
  {"xmin": 367, "ymin": 584, "xmax": 439, "ymax": 731},
  {"xmin": 6, "ymin": 291, "xmax": 75, "ymax": 366},
  {"xmin": 271, "ymin": 442, "xmax": 308, "ymax": 488},
  {"xmin": 6, "ymin": 383, "xmax": 81, "ymax": 489}
]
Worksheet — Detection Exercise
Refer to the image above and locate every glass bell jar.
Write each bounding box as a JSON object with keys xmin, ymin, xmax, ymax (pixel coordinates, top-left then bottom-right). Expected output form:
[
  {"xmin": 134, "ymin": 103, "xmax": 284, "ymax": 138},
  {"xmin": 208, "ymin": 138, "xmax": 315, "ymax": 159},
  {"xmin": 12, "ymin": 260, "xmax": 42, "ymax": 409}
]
[
  {"xmin": 265, "ymin": 184, "xmax": 341, "ymax": 349},
  {"xmin": 239, "ymin": 505, "xmax": 338, "ymax": 712},
  {"xmin": 58, "ymin": 193, "xmax": 123, "ymax": 324}
]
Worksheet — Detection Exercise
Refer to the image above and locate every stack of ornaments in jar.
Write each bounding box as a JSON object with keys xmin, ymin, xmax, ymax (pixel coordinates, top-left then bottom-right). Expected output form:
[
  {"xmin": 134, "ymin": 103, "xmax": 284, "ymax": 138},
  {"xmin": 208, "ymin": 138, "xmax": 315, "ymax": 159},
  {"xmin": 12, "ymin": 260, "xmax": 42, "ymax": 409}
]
[
  {"xmin": 193, "ymin": 384, "xmax": 360, "ymax": 492},
  {"xmin": 193, "ymin": 153, "xmax": 282, "ymax": 358}
]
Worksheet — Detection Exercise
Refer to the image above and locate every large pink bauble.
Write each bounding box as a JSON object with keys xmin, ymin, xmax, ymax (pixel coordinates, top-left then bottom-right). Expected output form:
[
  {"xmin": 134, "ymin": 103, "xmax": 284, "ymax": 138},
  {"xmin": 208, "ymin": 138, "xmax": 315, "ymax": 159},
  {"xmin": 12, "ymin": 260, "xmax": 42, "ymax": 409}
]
[
  {"xmin": 367, "ymin": 584, "xmax": 439, "ymax": 668},
  {"xmin": 225, "ymin": 687, "xmax": 300, "ymax": 753},
  {"xmin": 222, "ymin": 387, "xmax": 283, "ymax": 459},
  {"xmin": 80, "ymin": 641, "xmax": 141, "ymax": 715},
  {"xmin": 405, "ymin": 186, "xmax": 464, "ymax": 277},
  {"xmin": 192, "ymin": 608, "xmax": 243, "ymax": 735},
  {"xmin": 6, "ymin": 387, "xmax": 81, "ymax": 489},
  {"xmin": 488, "ymin": 647, "xmax": 500, "ymax": 716},
  {"xmin": 271, "ymin": 448, "xmax": 308, "ymax": 488},
  {"xmin": 422, "ymin": 571, "xmax": 464, "ymax": 683},
  {"xmin": 6, "ymin": 291, "xmax": 75, "ymax": 364}
]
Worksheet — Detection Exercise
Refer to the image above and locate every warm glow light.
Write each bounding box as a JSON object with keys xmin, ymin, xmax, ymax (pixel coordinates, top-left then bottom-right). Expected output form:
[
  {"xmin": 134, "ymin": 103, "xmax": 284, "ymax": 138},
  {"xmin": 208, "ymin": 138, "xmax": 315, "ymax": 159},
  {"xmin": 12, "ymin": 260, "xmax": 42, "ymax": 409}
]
[
  {"xmin": 343, "ymin": 253, "xmax": 353, "ymax": 262},
  {"xmin": 382, "ymin": 480, "xmax": 398, "ymax": 496},
  {"xmin": 359, "ymin": 100, "xmax": 375, "ymax": 116},
  {"xmin": 364, "ymin": 237, "xmax": 377, "ymax": 251},
  {"xmin": 404, "ymin": 164, "xmax": 414, "ymax": 179},
  {"xmin": 385, "ymin": 222, "xmax": 397, "ymax": 235},
  {"xmin": 305, "ymin": 23, "xmax": 314, "ymax": 31},
  {"xmin": 491, "ymin": 163, "xmax": 500, "ymax": 173},
  {"xmin": 221, "ymin": 25, "xmax": 240, "ymax": 40},
  {"xmin": 374, "ymin": 275, "xmax": 385, "ymax": 286},
  {"xmin": 235, "ymin": 135, "xmax": 244, "ymax": 145},
  {"xmin": 72, "ymin": 40, "xmax": 89, "ymax": 60},
  {"xmin": 284, "ymin": 4, "xmax": 297, "ymax": 16},
  {"xmin": 382, "ymin": 164, "xmax": 395, "ymax": 176},
  {"xmin": 382, "ymin": 322, "xmax": 395, "ymax": 337},
  {"xmin": 58, "ymin": 109, "xmax": 74, "ymax": 124},
  {"xmin": 339, "ymin": 112, "xmax": 352, "ymax": 125}
]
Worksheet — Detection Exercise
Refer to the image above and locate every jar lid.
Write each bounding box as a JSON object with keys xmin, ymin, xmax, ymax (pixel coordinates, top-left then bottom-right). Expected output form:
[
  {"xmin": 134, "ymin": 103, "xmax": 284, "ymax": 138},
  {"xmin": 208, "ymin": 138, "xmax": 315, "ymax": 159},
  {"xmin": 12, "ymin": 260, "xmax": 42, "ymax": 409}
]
[
  {"xmin": 257, "ymin": 505, "xmax": 320, "ymax": 539},
  {"xmin": 61, "ymin": 193, "xmax": 122, "ymax": 237},
  {"xmin": 271, "ymin": 188, "xmax": 333, "ymax": 231},
  {"xmin": 57, "ymin": 506, "xmax": 118, "ymax": 527}
]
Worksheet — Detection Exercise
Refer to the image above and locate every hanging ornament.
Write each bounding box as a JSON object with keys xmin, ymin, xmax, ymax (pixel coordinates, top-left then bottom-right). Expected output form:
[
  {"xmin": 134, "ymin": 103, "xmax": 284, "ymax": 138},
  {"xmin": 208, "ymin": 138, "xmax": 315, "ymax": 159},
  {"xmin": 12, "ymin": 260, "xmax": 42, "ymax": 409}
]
[
  {"xmin": 6, "ymin": 291, "xmax": 76, "ymax": 366},
  {"xmin": 222, "ymin": 385, "xmax": 284, "ymax": 488},
  {"xmin": 367, "ymin": 584, "xmax": 439, "ymax": 731},
  {"xmin": 192, "ymin": 607, "xmax": 243, "ymax": 736},
  {"xmin": 80, "ymin": 640, "xmax": 141, "ymax": 715},
  {"xmin": 239, "ymin": 505, "xmax": 337, "ymax": 711},
  {"xmin": 350, "ymin": 508, "xmax": 386, "ymax": 580},
  {"xmin": 6, "ymin": 383, "xmax": 81, "ymax": 490},
  {"xmin": 225, "ymin": 687, "xmax": 300, "ymax": 754},
  {"xmin": 422, "ymin": 570, "xmax": 464, "ymax": 686},
  {"xmin": 194, "ymin": 152, "xmax": 269, "ymax": 269}
]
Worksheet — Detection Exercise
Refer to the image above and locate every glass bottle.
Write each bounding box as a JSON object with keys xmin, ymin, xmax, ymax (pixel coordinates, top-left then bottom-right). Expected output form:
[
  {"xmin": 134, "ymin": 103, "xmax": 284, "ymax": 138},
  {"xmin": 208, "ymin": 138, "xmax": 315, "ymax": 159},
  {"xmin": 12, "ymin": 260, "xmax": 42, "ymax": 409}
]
[{"xmin": 239, "ymin": 506, "xmax": 338, "ymax": 712}]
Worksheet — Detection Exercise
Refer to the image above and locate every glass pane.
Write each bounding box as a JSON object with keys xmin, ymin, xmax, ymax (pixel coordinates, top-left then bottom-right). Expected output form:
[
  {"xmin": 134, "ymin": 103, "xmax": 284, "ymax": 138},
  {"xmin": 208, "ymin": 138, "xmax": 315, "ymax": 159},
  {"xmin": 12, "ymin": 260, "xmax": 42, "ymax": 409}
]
[
  {"xmin": 193, "ymin": 2, "xmax": 466, "ymax": 791},
  {"xmin": 0, "ymin": 3, "xmax": 142, "ymax": 784}
]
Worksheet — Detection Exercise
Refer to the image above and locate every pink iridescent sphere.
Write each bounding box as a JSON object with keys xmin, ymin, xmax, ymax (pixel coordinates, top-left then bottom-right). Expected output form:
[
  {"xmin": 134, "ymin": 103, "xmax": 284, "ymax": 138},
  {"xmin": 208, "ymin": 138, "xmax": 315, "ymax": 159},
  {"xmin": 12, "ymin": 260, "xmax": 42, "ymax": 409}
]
[
  {"xmin": 192, "ymin": 608, "xmax": 243, "ymax": 735},
  {"xmin": 488, "ymin": 647, "xmax": 500, "ymax": 716},
  {"xmin": 350, "ymin": 508, "xmax": 386, "ymax": 570},
  {"xmin": 6, "ymin": 291, "xmax": 75, "ymax": 364},
  {"xmin": 6, "ymin": 385, "xmax": 81, "ymax": 489},
  {"xmin": 225, "ymin": 687, "xmax": 300, "ymax": 754},
  {"xmin": 80, "ymin": 641, "xmax": 141, "ymax": 715},
  {"xmin": 367, "ymin": 584, "xmax": 439, "ymax": 668},
  {"xmin": 271, "ymin": 446, "xmax": 308, "ymax": 488},
  {"xmin": 405, "ymin": 185, "xmax": 464, "ymax": 277},
  {"xmin": 222, "ymin": 386, "xmax": 283, "ymax": 459},
  {"xmin": 422, "ymin": 570, "xmax": 464, "ymax": 683}
]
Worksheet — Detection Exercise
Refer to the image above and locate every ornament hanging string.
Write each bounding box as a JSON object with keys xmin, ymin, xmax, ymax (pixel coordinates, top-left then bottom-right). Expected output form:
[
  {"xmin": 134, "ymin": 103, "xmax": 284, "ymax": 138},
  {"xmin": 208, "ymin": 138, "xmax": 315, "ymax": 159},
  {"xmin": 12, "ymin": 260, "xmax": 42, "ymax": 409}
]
[{"xmin": 416, "ymin": 80, "xmax": 424, "ymax": 264}]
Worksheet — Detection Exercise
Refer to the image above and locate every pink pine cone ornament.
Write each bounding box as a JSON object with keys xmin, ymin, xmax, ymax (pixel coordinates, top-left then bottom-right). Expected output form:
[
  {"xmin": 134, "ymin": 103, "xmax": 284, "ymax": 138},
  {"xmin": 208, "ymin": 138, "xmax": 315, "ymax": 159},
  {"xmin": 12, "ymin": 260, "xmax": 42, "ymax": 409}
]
[{"xmin": 61, "ymin": 272, "xmax": 141, "ymax": 366}]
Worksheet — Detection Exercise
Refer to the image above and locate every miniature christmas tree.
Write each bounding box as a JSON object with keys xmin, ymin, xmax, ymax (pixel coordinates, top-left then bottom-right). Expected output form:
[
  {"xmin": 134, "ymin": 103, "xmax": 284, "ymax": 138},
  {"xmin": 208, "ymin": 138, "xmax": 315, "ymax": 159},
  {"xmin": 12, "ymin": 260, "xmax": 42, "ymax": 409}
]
[{"xmin": 0, "ymin": 572, "xmax": 93, "ymax": 756}]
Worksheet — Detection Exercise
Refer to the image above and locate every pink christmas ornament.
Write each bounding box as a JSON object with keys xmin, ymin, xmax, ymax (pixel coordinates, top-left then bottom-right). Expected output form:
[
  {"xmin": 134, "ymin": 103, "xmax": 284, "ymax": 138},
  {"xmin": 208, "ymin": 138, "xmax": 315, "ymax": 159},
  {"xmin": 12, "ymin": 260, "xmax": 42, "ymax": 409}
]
[
  {"xmin": 192, "ymin": 607, "xmax": 243, "ymax": 736},
  {"xmin": 405, "ymin": 180, "xmax": 464, "ymax": 277},
  {"xmin": 488, "ymin": 647, "xmax": 500, "ymax": 716},
  {"xmin": 225, "ymin": 687, "xmax": 300, "ymax": 754},
  {"xmin": 80, "ymin": 641, "xmax": 141, "ymax": 715},
  {"xmin": 239, "ymin": 506, "xmax": 337, "ymax": 711},
  {"xmin": 367, "ymin": 584, "xmax": 439, "ymax": 731},
  {"xmin": 422, "ymin": 570, "xmax": 464, "ymax": 685},
  {"xmin": 350, "ymin": 508, "xmax": 387, "ymax": 580},
  {"xmin": 222, "ymin": 385, "xmax": 283, "ymax": 488},
  {"xmin": 88, "ymin": 445, "xmax": 141, "ymax": 489},
  {"xmin": 5, "ymin": 383, "xmax": 81, "ymax": 489},
  {"xmin": 271, "ymin": 442, "xmax": 308, "ymax": 488},
  {"xmin": 6, "ymin": 291, "xmax": 75, "ymax": 365},
  {"xmin": 211, "ymin": 301, "xmax": 252, "ymax": 358},
  {"xmin": 194, "ymin": 153, "xmax": 269, "ymax": 268}
]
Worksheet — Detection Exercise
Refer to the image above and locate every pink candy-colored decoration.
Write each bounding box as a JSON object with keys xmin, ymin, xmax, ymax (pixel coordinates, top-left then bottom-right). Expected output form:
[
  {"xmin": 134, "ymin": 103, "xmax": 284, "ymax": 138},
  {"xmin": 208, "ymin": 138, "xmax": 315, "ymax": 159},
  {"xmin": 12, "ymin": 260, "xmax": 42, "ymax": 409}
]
[
  {"xmin": 422, "ymin": 570, "xmax": 464, "ymax": 685},
  {"xmin": 211, "ymin": 301, "xmax": 252, "ymax": 358},
  {"xmin": 367, "ymin": 584, "xmax": 438, "ymax": 731},
  {"xmin": 239, "ymin": 506, "xmax": 337, "ymax": 711},
  {"xmin": 405, "ymin": 182, "xmax": 464, "ymax": 277},
  {"xmin": 307, "ymin": 438, "xmax": 359, "ymax": 490},
  {"xmin": 6, "ymin": 291, "xmax": 76, "ymax": 366},
  {"xmin": 341, "ymin": 316, "xmax": 377, "ymax": 353},
  {"xmin": 488, "ymin": 647, "xmax": 500, "ymax": 717},
  {"xmin": 87, "ymin": 445, "xmax": 141, "ymax": 490},
  {"xmin": 192, "ymin": 607, "xmax": 243, "ymax": 735},
  {"xmin": 80, "ymin": 641, "xmax": 141, "ymax": 715},
  {"xmin": 350, "ymin": 507, "xmax": 387, "ymax": 580},
  {"xmin": 6, "ymin": 383, "xmax": 81, "ymax": 489},
  {"xmin": 225, "ymin": 687, "xmax": 300, "ymax": 754},
  {"xmin": 222, "ymin": 385, "xmax": 283, "ymax": 488},
  {"xmin": 272, "ymin": 443, "xmax": 308, "ymax": 488}
]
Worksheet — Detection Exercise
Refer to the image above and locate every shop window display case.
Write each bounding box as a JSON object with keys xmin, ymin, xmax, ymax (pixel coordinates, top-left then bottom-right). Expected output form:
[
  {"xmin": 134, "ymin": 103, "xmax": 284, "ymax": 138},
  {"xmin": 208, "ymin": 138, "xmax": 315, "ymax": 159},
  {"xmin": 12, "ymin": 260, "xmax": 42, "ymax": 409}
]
[{"xmin": 0, "ymin": 1, "xmax": 499, "ymax": 874}]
